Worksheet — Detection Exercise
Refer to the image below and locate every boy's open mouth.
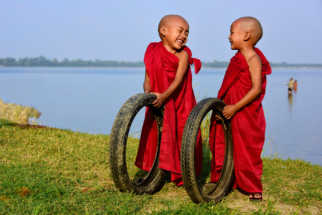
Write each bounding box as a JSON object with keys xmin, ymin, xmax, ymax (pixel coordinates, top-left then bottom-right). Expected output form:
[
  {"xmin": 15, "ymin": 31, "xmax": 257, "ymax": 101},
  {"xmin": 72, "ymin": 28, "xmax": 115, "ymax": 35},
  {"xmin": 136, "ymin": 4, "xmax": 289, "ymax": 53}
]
[{"xmin": 177, "ymin": 40, "xmax": 183, "ymax": 46}]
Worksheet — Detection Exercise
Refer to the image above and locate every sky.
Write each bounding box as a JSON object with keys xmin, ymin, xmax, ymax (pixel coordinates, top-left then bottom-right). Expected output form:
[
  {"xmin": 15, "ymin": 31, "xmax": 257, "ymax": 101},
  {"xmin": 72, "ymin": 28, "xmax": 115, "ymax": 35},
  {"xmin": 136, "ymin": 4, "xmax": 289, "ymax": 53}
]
[{"xmin": 0, "ymin": 0, "xmax": 321, "ymax": 64}]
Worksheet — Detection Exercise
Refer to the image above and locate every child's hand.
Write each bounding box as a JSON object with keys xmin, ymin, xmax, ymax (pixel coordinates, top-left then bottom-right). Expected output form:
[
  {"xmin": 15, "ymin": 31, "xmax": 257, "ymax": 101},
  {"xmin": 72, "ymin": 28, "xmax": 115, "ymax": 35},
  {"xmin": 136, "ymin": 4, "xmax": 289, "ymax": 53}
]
[
  {"xmin": 222, "ymin": 105, "xmax": 237, "ymax": 120},
  {"xmin": 151, "ymin": 92, "xmax": 165, "ymax": 108},
  {"xmin": 214, "ymin": 114, "xmax": 222, "ymax": 121}
]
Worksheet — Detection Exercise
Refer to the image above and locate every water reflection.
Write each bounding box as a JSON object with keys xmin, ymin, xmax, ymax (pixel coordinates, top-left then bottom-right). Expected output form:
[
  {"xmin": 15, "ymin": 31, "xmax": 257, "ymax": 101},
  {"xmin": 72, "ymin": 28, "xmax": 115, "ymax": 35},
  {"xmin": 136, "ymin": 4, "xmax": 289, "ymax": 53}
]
[
  {"xmin": 288, "ymin": 93, "xmax": 293, "ymax": 106},
  {"xmin": 288, "ymin": 93, "xmax": 293, "ymax": 116}
]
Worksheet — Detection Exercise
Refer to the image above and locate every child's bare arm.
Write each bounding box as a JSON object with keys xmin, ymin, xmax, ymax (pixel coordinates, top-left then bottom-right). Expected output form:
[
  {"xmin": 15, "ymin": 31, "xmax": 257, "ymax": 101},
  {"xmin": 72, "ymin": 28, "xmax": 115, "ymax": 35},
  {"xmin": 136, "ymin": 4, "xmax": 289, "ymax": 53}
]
[
  {"xmin": 152, "ymin": 51, "xmax": 189, "ymax": 108},
  {"xmin": 222, "ymin": 55, "xmax": 262, "ymax": 119},
  {"xmin": 143, "ymin": 71, "xmax": 151, "ymax": 93}
]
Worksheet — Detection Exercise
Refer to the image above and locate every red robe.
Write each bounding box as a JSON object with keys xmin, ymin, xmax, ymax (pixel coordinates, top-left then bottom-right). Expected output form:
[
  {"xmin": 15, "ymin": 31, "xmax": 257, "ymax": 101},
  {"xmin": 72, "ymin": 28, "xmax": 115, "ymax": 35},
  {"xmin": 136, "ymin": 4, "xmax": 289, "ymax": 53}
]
[
  {"xmin": 135, "ymin": 41, "xmax": 203, "ymax": 186},
  {"xmin": 209, "ymin": 48, "xmax": 271, "ymax": 193}
]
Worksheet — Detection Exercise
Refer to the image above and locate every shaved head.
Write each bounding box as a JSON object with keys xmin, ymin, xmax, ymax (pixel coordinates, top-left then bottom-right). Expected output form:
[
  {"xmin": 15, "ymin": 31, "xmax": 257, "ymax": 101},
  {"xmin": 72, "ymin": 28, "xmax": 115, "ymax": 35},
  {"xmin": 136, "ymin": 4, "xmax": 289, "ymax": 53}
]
[
  {"xmin": 157, "ymin": 14, "xmax": 190, "ymax": 49},
  {"xmin": 158, "ymin": 15, "xmax": 188, "ymax": 34},
  {"xmin": 234, "ymin": 17, "xmax": 263, "ymax": 44}
]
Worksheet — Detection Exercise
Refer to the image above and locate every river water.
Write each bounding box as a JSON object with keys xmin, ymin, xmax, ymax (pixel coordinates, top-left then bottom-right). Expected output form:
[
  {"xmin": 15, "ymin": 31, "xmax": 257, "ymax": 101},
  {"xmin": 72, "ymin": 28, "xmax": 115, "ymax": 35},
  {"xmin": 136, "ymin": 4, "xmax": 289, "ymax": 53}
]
[{"xmin": 0, "ymin": 67, "xmax": 321, "ymax": 165}]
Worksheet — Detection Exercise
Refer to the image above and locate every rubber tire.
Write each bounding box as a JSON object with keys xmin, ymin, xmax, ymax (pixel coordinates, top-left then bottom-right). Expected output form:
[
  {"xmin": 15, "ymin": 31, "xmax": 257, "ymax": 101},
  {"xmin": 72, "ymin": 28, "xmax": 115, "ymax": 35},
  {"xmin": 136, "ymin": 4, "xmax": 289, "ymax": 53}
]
[
  {"xmin": 181, "ymin": 98, "xmax": 235, "ymax": 204},
  {"xmin": 109, "ymin": 93, "xmax": 166, "ymax": 195}
]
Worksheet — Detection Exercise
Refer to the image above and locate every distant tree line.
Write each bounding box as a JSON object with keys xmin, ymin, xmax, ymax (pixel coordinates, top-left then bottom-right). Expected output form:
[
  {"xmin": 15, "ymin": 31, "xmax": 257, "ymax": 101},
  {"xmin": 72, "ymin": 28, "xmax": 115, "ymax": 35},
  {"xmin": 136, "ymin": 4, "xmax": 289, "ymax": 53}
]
[
  {"xmin": 200, "ymin": 60, "xmax": 322, "ymax": 68},
  {"xmin": 0, "ymin": 56, "xmax": 321, "ymax": 68},
  {"xmin": 269, "ymin": 62, "xmax": 322, "ymax": 68},
  {"xmin": 201, "ymin": 60, "xmax": 230, "ymax": 68},
  {"xmin": 0, "ymin": 56, "xmax": 144, "ymax": 67}
]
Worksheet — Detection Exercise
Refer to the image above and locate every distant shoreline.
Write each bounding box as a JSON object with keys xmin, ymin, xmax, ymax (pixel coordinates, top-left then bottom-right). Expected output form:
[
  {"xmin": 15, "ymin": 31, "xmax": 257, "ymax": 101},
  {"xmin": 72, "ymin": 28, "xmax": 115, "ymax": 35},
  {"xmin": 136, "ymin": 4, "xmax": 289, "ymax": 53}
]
[
  {"xmin": 1, "ymin": 56, "xmax": 322, "ymax": 69},
  {"xmin": 1, "ymin": 66, "xmax": 322, "ymax": 69},
  {"xmin": 202, "ymin": 67, "xmax": 322, "ymax": 69}
]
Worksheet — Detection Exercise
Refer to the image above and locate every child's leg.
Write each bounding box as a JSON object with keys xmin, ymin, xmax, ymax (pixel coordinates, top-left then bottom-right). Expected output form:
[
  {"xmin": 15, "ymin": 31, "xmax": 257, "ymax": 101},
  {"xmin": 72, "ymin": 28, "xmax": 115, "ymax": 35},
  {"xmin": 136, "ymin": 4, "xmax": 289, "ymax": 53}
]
[
  {"xmin": 135, "ymin": 108, "xmax": 158, "ymax": 171},
  {"xmin": 209, "ymin": 114, "xmax": 226, "ymax": 183}
]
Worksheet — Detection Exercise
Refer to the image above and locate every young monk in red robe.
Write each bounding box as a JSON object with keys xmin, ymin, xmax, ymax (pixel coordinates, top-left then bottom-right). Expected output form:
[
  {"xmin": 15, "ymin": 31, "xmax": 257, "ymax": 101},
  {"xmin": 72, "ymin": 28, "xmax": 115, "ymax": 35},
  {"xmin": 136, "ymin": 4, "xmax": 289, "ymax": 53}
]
[
  {"xmin": 204, "ymin": 17, "xmax": 272, "ymax": 201},
  {"xmin": 135, "ymin": 15, "xmax": 203, "ymax": 186}
]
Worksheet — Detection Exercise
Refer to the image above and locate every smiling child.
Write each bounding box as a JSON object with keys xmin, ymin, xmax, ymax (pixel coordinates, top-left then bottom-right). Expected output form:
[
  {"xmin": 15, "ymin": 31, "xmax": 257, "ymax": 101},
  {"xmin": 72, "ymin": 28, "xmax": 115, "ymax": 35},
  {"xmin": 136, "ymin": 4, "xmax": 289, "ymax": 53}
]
[
  {"xmin": 134, "ymin": 15, "xmax": 203, "ymax": 186},
  {"xmin": 206, "ymin": 17, "xmax": 272, "ymax": 201}
]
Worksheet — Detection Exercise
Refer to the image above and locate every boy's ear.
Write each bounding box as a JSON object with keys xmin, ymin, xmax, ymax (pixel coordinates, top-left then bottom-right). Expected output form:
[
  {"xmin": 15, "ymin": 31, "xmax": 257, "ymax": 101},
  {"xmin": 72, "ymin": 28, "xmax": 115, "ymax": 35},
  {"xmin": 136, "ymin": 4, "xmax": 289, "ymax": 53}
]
[
  {"xmin": 160, "ymin": 26, "xmax": 167, "ymax": 37},
  {"xmin": 243, "ymin": 32, "xmax": 251, "ymax": 41}
]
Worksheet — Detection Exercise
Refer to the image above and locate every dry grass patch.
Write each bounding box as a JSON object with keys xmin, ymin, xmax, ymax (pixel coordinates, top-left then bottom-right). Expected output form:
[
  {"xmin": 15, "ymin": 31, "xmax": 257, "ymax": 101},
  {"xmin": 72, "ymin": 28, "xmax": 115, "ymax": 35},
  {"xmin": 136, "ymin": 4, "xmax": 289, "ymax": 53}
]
[{"xmin": 0, "ymin": 99, "xmax": 40, "ymax": 124}]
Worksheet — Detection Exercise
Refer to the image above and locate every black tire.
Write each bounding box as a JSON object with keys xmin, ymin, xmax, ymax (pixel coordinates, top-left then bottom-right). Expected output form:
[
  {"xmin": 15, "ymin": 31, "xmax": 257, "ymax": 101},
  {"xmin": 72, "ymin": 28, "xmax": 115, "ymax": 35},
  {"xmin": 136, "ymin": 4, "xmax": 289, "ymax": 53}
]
[
  {"xmin": 109, "ymin": 93, "xmax": 166, "ymax": 195},
  {"xmin": 181, "ymin": 98, "xmax": 234, "ymax": 203}
]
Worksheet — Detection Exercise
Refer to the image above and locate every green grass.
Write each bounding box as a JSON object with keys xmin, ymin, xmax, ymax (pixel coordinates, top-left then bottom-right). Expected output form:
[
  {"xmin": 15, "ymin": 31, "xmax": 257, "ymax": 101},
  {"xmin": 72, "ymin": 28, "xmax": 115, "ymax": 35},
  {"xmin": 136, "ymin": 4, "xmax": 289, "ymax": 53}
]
[{"xmin": 0, "ymin": 118, "xmax": 321, "ymax": 214}]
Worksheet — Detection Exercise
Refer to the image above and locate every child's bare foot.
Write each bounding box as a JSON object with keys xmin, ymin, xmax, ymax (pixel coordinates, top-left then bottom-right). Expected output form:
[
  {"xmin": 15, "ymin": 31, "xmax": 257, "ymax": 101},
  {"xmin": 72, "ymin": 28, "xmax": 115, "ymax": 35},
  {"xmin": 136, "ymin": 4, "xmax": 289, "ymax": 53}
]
[{"xmin": 249, "ymin": 193, "xmax": 263, "ymax": 201}]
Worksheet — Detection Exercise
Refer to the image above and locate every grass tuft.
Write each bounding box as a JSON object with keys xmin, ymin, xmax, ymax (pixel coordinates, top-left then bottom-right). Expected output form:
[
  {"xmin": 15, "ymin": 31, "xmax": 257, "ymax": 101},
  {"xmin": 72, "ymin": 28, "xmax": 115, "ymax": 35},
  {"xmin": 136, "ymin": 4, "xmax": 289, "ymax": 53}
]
[{"xmin": 0, "ymin": 99, "xmax": 40, "ymax": 124}]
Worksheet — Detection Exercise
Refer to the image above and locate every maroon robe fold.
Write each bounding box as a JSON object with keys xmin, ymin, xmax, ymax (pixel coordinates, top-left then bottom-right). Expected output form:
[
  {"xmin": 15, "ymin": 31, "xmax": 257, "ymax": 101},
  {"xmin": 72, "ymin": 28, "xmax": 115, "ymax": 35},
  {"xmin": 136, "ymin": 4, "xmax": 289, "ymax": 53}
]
[
  {"xmin": 135, "ymin": 41, "xmax": 203, "ymax": 185},
  {"xmin": 209, "ymin": 48, "xmax": 271, "ymax": 193}
]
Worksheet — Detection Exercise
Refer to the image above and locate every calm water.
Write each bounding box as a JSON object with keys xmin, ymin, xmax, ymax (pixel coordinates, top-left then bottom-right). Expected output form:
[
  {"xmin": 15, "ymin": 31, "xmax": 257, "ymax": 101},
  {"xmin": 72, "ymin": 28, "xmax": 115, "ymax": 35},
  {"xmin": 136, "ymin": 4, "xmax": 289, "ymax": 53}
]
[{"xmin": 0, "ymin": 67, "xmax": 321, "ymax": 165}]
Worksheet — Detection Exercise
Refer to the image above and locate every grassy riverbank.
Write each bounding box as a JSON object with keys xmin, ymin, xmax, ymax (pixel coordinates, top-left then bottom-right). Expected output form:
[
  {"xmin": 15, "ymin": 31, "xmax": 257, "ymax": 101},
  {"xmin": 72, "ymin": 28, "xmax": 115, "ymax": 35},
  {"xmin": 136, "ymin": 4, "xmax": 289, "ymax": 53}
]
[{"xmin": 0, "ymin": 119, "xmax": 321, "ymax": 214}]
